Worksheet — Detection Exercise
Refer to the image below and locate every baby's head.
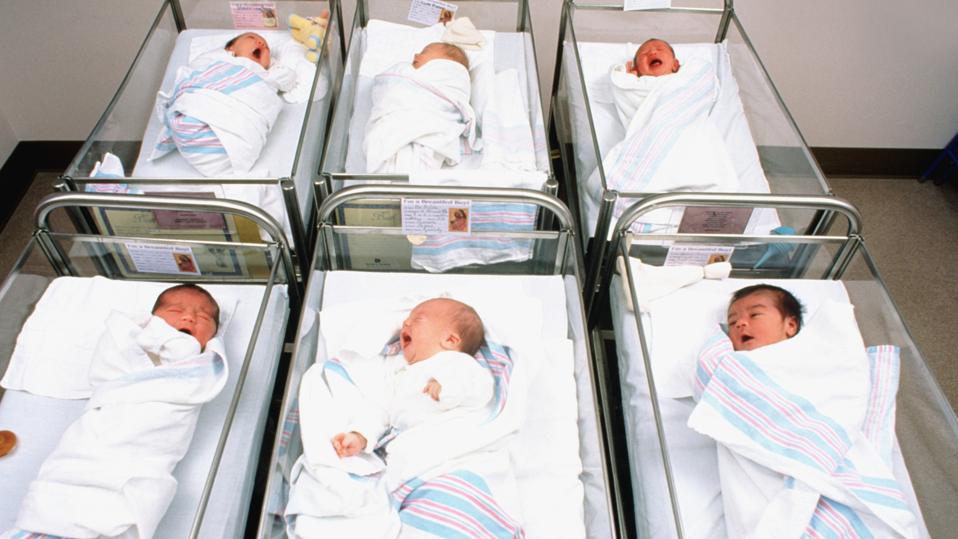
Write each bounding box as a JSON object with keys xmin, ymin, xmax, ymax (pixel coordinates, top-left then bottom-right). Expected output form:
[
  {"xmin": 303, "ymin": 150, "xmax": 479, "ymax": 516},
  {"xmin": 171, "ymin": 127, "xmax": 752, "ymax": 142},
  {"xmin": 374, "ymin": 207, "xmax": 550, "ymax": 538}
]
[
  {"xmin": 631, "ymin": 38, "xmax": 680, "ymax": 77},
  {"xmin": 400, "ymin": 298, "xmax": 484, "ymax": 364},
  {"xmin": 226, "ymin": 32, "xmax": 271, "ymax": 69},
  {"xmin": 152, "ymin": 284, "xmax": 221, "ymax": 350},
  {"xmin": 412, "ymin": 42, "xmax": 469, "ymax": 70},
  {"xmin": 726, "ymin": 284, "xmax": 803, "ymax": 351}
]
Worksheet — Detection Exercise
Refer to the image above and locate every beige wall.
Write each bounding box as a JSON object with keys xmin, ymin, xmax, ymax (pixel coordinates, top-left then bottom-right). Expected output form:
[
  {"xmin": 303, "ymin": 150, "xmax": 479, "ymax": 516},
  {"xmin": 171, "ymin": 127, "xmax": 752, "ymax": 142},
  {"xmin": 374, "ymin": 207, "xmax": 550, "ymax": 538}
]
[
  {"xmin": 0, "ymin": 0, "xmax": 157, "ymax": 142},
  {"xmin": 0, "ymin": 0, "xmax": 955, "ymax": 155},
  {"xmin": 0, "ymin": 111, "xmax": 15, "ymax": 166}
]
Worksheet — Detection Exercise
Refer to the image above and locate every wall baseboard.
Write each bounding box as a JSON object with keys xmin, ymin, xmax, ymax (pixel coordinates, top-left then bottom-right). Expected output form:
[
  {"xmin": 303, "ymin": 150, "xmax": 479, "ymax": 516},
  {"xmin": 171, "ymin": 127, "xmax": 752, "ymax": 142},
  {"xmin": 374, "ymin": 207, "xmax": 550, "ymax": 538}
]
[
  {"xmin": 810, "ymin": 147, "xmax": 939, "ymax": 178},
  {"xmin": 0, "ymin": 140, "xmax": 82, "ymax": 233}
]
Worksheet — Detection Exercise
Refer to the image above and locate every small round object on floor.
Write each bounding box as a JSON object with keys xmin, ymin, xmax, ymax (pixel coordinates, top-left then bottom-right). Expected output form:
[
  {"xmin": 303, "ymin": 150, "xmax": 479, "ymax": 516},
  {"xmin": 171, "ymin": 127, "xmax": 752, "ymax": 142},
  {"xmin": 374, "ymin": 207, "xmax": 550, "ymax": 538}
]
[{"xmin": 0, "ymin": 430, "xmax": 17, "ymax": 457}]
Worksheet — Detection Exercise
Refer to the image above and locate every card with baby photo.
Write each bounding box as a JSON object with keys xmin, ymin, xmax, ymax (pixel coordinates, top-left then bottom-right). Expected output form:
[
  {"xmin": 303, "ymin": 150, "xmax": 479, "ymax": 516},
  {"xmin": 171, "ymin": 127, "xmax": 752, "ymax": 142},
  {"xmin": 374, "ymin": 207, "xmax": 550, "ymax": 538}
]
[
  {"xmin": 402, "ymin": 198, "xmax": 471, "ymax": 235},
  {"xmin": 407, "ymin": 0, "xmax": 458, "ymax": 26},
  {"xmin": 230, "ymin": 1, "xmax": 279, "ymax": 29}
]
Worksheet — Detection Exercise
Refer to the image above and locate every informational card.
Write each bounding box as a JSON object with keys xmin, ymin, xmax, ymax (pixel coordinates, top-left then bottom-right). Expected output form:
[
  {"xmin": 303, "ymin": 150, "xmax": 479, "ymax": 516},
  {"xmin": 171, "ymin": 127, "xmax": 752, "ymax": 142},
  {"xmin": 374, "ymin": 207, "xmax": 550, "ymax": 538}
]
[
  {"xmin": 148, "ymin": 192, "xmax": 226, "ymax": 230},
  {"xmin": 678, "ymin": 207, "xmax": 753, "ymax": 234},
  {"xmin": 230, "ymin": 1, "xmax": 279, "ymax": 29},
  {"xmin": 664, "ymin": 244, "xmax": 734, "ymax": 267},
  {"xmin": 408, "ymin": 0, "xmax": 458, "ymax": 25},
  {"xmin": 624, "ymin": 0, "xmax": 671, "ymax": 10},
  {"xmin": 125, "ymin": 243, "xmax": 202, "ymax": 275},
  {"xmin": 402, "ymin": 198, "xmax": 471, "ymax": 235}
]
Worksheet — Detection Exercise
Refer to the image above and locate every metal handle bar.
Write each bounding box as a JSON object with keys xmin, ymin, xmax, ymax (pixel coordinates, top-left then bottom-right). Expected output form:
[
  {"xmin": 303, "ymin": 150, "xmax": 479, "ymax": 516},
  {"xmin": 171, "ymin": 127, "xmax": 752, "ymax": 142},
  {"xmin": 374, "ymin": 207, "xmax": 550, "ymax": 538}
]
[
  {"xmin": 612, "ymin": 192, "xmax": 862, "ymax": 240},
  {"xmin": 34, "ymin": 192, "xmax": 296, "ymax": 283},
  {"xmin": 317, "ymin": 184, "xmax": 576, "ymax": 232}
]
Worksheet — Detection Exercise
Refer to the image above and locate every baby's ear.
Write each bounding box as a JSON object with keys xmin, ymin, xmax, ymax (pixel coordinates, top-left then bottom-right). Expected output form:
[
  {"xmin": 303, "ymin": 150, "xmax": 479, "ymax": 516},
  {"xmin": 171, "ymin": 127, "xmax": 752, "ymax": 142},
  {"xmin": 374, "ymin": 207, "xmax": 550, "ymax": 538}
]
[
  {"xmin": 673, "ymin": 59, "xmax": 681, "ymax": 72},
  {"xmin": 441, "ymin": 332, "xmax": 462, "ymax": 350}
]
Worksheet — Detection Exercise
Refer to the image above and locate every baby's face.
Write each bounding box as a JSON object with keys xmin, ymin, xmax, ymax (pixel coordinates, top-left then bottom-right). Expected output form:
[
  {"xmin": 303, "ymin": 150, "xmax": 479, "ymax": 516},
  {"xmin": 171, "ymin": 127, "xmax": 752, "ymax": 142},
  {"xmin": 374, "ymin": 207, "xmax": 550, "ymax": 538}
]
[
  {"xmin": 228, "ymin": 32, "xmax": 271, "ymax": 69},
  {"xmin": 153, "ymin": 289, "xmax": 218, "ymax": 349},
  {"xmin": 412, "ymin": 43, "xmax": 448, "ymax": 69},
  {"xmin": 633, "ymin": 39, "xmax": 680, "ymax": 77},
  {"xmin": 727, "ymin": 291, "xmax": 798, "ymax": 351},
  {"xmin": 400, "ymin": 300, "xmax": 457, "ymax": 364}
]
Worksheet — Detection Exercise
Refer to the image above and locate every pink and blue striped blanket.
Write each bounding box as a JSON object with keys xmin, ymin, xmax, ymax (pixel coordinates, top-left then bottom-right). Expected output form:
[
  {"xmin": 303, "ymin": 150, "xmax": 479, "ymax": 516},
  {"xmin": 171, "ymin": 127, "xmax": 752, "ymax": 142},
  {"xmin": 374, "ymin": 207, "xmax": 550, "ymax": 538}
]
[
  {"xmin": 150, "ymin": 55, "xmax": 283, "ymax": 176},
  {"xmin": 688, "ymin": 320, "xmax": 921, "ymax": 538},
  {"xmin": 283, "ymin": 337, "xmax": 526, "ymax": 538}
]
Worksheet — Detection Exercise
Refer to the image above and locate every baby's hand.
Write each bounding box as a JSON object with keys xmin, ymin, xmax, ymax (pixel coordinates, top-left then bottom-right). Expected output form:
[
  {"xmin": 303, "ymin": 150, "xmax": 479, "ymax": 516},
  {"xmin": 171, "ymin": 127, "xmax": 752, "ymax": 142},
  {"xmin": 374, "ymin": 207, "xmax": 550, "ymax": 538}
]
[
  {"xmin": 423, "ymin": 378, "xmax": 442, "ymax": 401},
  {"xmin": 625, "ymin": 60, "xmax": 637, "ymax": 75},
  {"xmin": 331, "ymin": 431, "xmax": 367, "ymax": 457}
]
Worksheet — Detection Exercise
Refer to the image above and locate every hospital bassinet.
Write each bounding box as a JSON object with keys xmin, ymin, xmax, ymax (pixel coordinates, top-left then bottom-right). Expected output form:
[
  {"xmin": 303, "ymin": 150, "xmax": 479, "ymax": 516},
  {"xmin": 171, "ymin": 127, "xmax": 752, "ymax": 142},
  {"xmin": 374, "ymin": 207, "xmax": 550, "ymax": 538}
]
[
  {"xmin": 0, "ymin": 193, "xmax": 299, "ymax": 538},
  {"xmin": 549, "ymin": 0, "xmax": 833, "ymax": 258},
  {"xmin": 598, "ymin": 192, "xmax": 958, "ymax": 538},
  {"xmin": 59, "ymin": 0, "xmax": 346, "ymax": 277},
  {"xmin": 319, "ymin": 0, "xmax": 553, "ymax": 198},
  {"xmin": 254, "ymin": 185, "xmax": 622, "ymax": 538}
]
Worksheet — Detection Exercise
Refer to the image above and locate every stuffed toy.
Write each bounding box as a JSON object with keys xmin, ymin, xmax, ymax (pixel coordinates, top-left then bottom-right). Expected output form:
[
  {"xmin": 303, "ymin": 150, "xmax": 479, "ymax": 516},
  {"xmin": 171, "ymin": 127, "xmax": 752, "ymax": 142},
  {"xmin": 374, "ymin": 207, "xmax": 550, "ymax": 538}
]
[{"xmin": 289, "ymin": 11, "xmax": 329, "ymax": 62}]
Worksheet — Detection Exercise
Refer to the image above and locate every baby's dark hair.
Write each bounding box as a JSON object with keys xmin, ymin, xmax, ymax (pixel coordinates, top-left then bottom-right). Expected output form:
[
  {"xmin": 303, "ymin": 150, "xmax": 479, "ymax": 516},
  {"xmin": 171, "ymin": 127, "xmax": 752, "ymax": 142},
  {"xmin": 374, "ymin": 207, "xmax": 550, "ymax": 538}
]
[
  {"xmin": 436, "ymin": 42, "xmax": 469, "ymax": 69},
  {"xmin": 449, "ymin": 301, "xmax": 484, "ymax": 356},
  {"xmin": 730, "ymin": 284, "xmax": 804, "ymax": 330},
  {"xmin": 224, "ymin": 32, "xmax": 260, "ymax": 50},
  {"xmin": 152, "ymin": 284, "xmax": 221, "ymax": 330}
]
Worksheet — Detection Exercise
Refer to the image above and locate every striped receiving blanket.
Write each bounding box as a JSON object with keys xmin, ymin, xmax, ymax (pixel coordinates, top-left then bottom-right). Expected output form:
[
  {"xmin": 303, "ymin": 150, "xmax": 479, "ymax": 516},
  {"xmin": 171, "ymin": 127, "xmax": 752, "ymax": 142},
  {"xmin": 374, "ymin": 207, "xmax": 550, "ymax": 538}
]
[
  {"xmin": 150, "ymin": 53, "xmax": 284, "ymax": 176},
  {"xmin": 601, "ymin": 58, "xmax": 740, "ymax": 232},
  {"xmin": 285, "ymin": 337, "xmax": 526, "ymax": 538},
  {"xmin": 688, "ymin": 320, "xmax": 920, "ymax": 538}
]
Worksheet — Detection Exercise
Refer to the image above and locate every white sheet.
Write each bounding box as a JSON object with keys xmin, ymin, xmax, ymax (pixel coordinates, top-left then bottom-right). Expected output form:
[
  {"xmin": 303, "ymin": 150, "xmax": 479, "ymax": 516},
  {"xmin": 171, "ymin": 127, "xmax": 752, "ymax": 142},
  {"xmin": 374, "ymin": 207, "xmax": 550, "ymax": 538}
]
[
  {"xmin": 609, "ymin": 273, "xmax": 928, "ymax": 538},
  {"xmin": 342, "ymin": 21, "xmax": 549, "ymax": 185},
  {"xmin": 0, "ymin": 276, "xmax": 289, "ymax": 539},
  {"xmin": 571, "ymin": 41, "xmax": 778, "ymax": 239},
  {"xmin": 318, "ymin": 272, "xmax": 589, "ymax": 538},
  {"xmin": 129, "ymin": 29, "xmax": 328, "ymax": 235}
]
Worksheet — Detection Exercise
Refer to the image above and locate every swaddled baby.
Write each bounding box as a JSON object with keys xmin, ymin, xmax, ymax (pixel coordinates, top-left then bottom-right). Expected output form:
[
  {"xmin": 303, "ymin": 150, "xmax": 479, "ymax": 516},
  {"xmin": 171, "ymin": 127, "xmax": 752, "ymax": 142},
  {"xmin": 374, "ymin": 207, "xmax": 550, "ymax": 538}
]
[
  {"xmin": 150, "ymin": 32, "xmax": 299, "ymax": 177},
  {"xmin": 610, "ymin": 38, "xmax": 688, "ymax": 127},
  {"xmin": 13, "ymin": 284, "xmax": 227, "ymax": 539},
  {"xmin": 363, "ymin": 42, "xmax": 479, "ymax": 173},
  {"xmin": 332, "ymin": 298, "xmax": 493, "ymax": 458}
]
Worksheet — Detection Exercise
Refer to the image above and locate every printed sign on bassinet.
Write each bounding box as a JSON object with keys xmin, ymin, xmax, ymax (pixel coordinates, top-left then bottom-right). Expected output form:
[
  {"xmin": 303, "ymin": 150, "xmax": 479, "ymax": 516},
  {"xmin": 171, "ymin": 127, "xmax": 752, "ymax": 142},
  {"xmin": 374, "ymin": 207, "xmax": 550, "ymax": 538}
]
[
  {"xmin": 402, "ymin": 198, "xmax": 472, "ymax": 235},
  {"xmin": 230, "ymin": 1, "xmax": 279, "ymax": 29},
  {"xmin": 125, "ymin": 242, "xmax": 202, "ymax": 276},
  {"xmin": 624, "ymin": 0, "xmax": 671, "ymax": 10},
  {"xmin": 408, "ymin": 0, "xmax": 458, "ymax": 25}
]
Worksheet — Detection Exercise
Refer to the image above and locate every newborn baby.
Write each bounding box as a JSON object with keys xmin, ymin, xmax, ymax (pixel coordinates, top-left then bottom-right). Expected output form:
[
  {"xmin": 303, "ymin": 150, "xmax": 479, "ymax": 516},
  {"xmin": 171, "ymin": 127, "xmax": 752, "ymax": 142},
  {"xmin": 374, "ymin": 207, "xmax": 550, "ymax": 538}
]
[
  {"xmin": 363, "ymin": 42, "xmax": 479, "ymax": 173},
  {"xmin": 726, "ymin": 284, "xmax": 803, "ymax": 351},
  {"xmin": 332, "ymin": 298, "xmax": 493, "ymax": 457},
  {"xmin": 151, "ymin": 283, "xmax": 221, "ymax": 351},
  {"xmin": 151, "ymin": 31, "xmax": 298, "ymax": 176}
]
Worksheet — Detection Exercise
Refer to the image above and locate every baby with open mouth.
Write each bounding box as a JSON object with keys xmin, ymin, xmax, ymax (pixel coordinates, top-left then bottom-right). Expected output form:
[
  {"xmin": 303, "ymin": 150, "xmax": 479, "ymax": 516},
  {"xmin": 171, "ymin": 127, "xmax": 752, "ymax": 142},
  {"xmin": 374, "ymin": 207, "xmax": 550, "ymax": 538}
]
[
  {"xmin": 151, "ymin": 283, "xmax": 220, "ymax": 350},
  {"xmin": 226, "ymin": 31, "xmax": 273, "ymax": 69},
  {"xmin": 627, "ymin": 38, "xmax": 681, "ymax": 77},
  {"xmin": 726, "ymin": 284, "xmax": 803, "ymax": 351}
]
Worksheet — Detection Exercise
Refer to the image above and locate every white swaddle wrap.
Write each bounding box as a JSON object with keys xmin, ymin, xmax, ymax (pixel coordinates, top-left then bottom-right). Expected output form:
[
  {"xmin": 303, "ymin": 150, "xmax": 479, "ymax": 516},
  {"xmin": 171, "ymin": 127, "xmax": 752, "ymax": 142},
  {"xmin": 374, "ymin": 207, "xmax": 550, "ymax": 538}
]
[
  {"xmin": 595, "ymin": 58, "xmax": 740, "ymax": 232},
  {"xmin": 285, "ymin": 301, "xmax": 529, "ymax": 538},
  {"xmin": 364, "ymin": 59, "xmax": 479, "ymax": 173},
  {"xmin": 149, "ymin": 50, "xmax": 288, "ymax": 177},
  {"xmin": 688, "ymin": 301, "xmax": 920, "ymax": 538},
  {"xmin": 13, "ymin": 312, "xmax": 228, "ymax": 539}
]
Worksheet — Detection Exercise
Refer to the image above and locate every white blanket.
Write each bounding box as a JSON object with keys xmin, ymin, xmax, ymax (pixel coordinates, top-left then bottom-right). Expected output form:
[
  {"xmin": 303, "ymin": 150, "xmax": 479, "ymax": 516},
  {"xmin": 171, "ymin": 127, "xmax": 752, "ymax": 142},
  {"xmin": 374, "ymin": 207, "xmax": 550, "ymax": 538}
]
[
  {"xmin": 13, "ymin": 312, "xmax": 228, "ymax": 539},
  {"xmin": 364, "ymin": 60, "xmax": 479, "ymax": 173},
  {"xmin": 598, "ymin": 58, "xmax": 740, "ymax": 232},
  {"xmin": 150, "ymin": 52, "xmax": 285, "ymax": 177},
  {"xmin": 688, "ymin": 301, "xmax": 920, "ymax": 538}
]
